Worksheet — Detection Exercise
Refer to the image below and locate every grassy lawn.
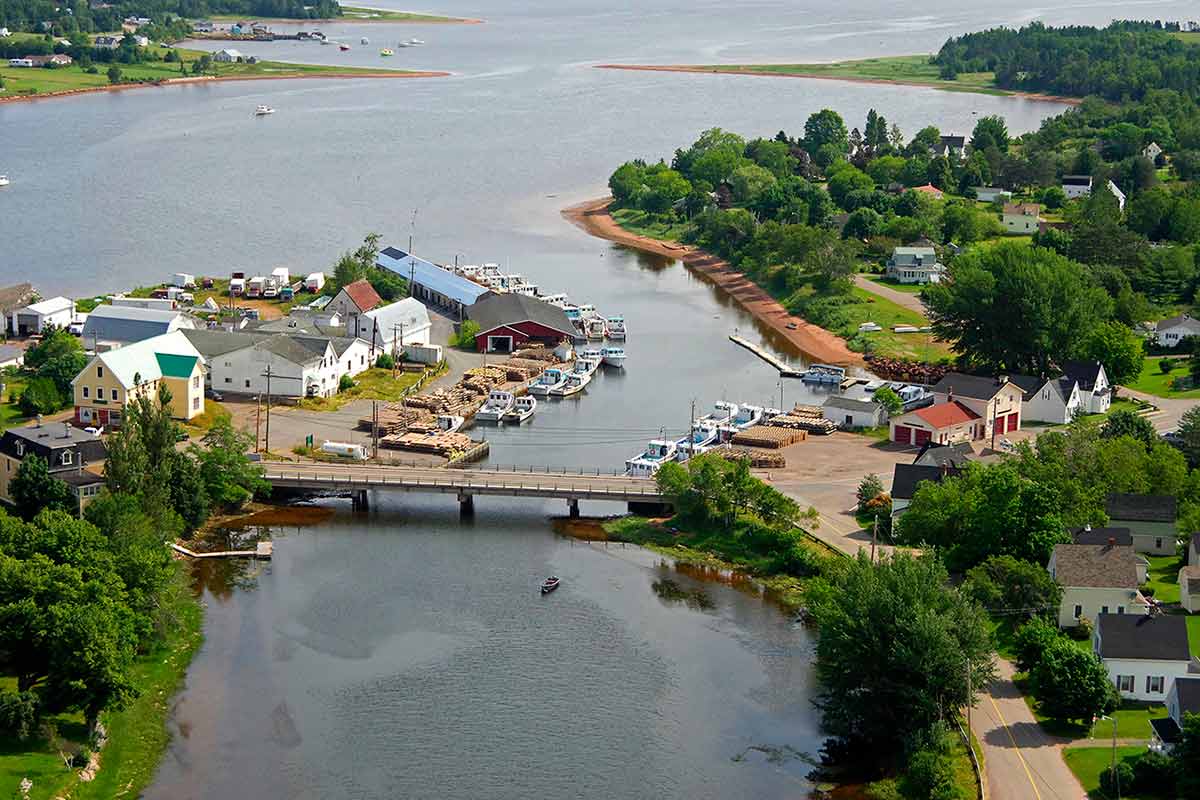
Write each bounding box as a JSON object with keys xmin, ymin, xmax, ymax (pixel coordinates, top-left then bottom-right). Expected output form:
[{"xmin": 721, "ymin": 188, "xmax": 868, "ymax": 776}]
[
  {"xmin": 840, "ymin": 286, "xmax": 952, "ymax": 361},
  {"xmin": 0, "ymin": 570, "xmax": 203, "ymax": 800},
  {"xmin": 297, "ymin": 364, "xmax": 442, "ymax": 412},
  {"xmin": 0, "ymin": 45, "xmax": 420, "ymax": 97},
  {"xmin": 865, "ymin": 275, "xmax": 926, "ymax": 294},
  {"xmin": 1144, "ymin": 554, "xmax": 1183, "ymax": 604},
  {"xmin": 0, "ymin": 373, "xmax": 30, "ymax": 432},
  {"xmin": 182, "ymin": 400, "xmax": 232, "ymax": 437},
  {"xmin": 1126, "ymin": 356, "xmax": 1200, "ymax": 398},
  {"xmin": 696, "ymin": 55, "xmax": 1008, "ymax": 96},
  {"xmin": 1063, "ymin": 745, "xmax": 1158, "ymax": 800},
  {"xmin": 1189, "ymin": 614, "xmax": 1200, "ymax": 657},
  {"xmin": 1088, "ymin": 704, "xmax": 1168, "ymax": 740},
  {"xmin": 609, "ymin": 208, "xmax": 693, "ymax": 242}
]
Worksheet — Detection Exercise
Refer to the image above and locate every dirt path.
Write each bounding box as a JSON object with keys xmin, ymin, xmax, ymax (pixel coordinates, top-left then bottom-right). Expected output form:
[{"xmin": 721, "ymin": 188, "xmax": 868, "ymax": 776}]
[
  {"xmin": 971, "ymin": 658, "xmax": 1086, "ymax": 800},
  {"xmin": 852, "ymin": 274, "xmax": 927, "ymax": 316},
  {"xmin": 562, "ymin": 198, "xmax": 862, "ymax": 366},
  {"xmin": 593, "ymin": 64, "xmax": 1082, "ymax": 105}
]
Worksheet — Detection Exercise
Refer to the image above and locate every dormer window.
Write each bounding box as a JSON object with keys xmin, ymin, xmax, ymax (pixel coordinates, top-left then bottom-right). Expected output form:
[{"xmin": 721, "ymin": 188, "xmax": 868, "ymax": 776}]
[
  {"xmin": 61, "ymin": 450, "xmax": 72, "ymax": 466},
  {"xmin": 14, "ymin": 442, "xmax": 23, "ymax": 457}
]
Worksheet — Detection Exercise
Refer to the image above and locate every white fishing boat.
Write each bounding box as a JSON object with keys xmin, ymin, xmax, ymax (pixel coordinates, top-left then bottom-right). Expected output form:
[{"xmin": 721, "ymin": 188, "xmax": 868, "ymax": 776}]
[
  {"xmin": 407, "ymin": 38, "xmax": 425, "ymax": 45},
  {"xmin": 573, "ymin": 357, "xmax": 600, "ymax": 377},
  {"xmin": 625, "ymin": 439, "xmax": 678, "ymax": 477},
  {"xmin": 436, "ymin": 413, "xmax": 464, "ymax": 433},
  {"xmin": 700, "ymin": 401, "xmax": 739, "ymax": 426},
  {"xmin": 580, "ymin": 347, "xmax": 604, "ymax": 362},
  {"xmin": 600, "ymin": 347, "xmax": 625, "ymax": 368},
  {"xmin": 254, "ymin": 105, "xmax": 275, "ymax": 116},
  {"xmin": 529, "ymin": 367, "xmax": 566, "ymax": 396},
  {"xmin": 475, "ymin": 389, "xmax": 515, "ymax": 422},
  {"xmin": 379, "ymin": 47, "xmax": 394, "ymax": 56},
  {"xmin": 675, "ymin": 421, "xmax": 720, "ymax": 460},
  {"xmin": 585, "ymin": 316, "xmax": 607, "ymax": 340},
  {"xmin": 605, "ymin": 316, "xmax": 626, "ymax": 340},
  {"xmin": 551, "ymin": 372, "xmax": 590, "ymax": 397},
  {"xmin": 718, "ymin": 404, "xmax": 763, "ymax": 440},
  {"xmin": 504, "ymin": 395, "xmax": 537, "ymax": 423},
  {"xmin": 541, "ymin": 293, "xmax": 568, "ymax": 307},
  {"xmin": 0, "ymin": 175, "xmax": 9, "ymax": 187}
]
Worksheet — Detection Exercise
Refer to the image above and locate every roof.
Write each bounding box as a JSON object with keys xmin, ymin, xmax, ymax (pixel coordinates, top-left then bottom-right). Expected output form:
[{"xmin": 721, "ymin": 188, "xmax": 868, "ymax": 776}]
[
  {"xmin": 1062, "ymin": 174, "xmax": 1093, "ymax": 186},
  {"xmin": 377, "ymin": 248, "xmax": 492, "ymax": 307},
  {"xmin": 155, "ymin": 352, "xmax": 198, "ymax": 378},
  {"xmin": 913, "ymin": 441, "xmax": 975, "ymax": 469},
  {"xmin": 940, "ymin": 135, "xmax": 965, "ymax": 147},
  {"xmin": 0, "ymin": 345, "xmax": 23, "ymax": 363},
  {"xmin": 893, "ymin": 246, "xmax": 936, "ymax": 258},
  {"xmin": 182, "ymin": 328, "xmax": 271, "ymax": 357},
  {"xmin": 82, "ymin": 304, "xmax": 191, "ymax": 344},
  {"xmin": 822, "ymin": 396, "xmax": 880, "ymax": 413},
  {"xmin": 1050, "ymin": 543, "xmax": 1139, "ymax": 589},
  {"xmin": 1151, "ymin": 716, "xmax": 1182, "ymax": 745},
  {"xmin": 913, "ymin": 184, "xmax": 943, "ymax": 196},
  {"xmin": 81, "ymin": 330, "xmax": 204, "ymax": 389},
  {"xmin": 363, "ymin": 297, "xmax": 431, "ymax": 333},
  {"xmin": 931, "ymin": 372, "xmax": 1012, "ymax": 401},
  {"xmin": 1175, "ymin": 676, "xmax": 1200, "ymax": 715},
  {"xmin": 5, "ymin": 423, "xmax": 104, "ymax": 449},
  {"xmin": 1008, "ymin": 374, "xmax": 1076, "ymax": 403},
  {"xmin": 891, "ymin": 463, "xmax": 958, "ymax": 500},
  {"xmin": 257, "ymin": 335, "xmax": 331, "ymax": 365},
  {"xmin": 59, "ymin": 470, "xmax": 105, "ymax": 487},
  {"xmin": 1157, "ymin": 314, "xmax": 1200, "ymax": 334},
  {"xmin": 337, "ymin": 279, "xmax": 382, "ymax": 313},
  {"xmin": 1003, "ymin": 202, "xmax": 1041, "ymax": 216},
  {"xmin": 1106, "ymin": 493, "xmax": 1177, "ymax": 523},
  {"xmin": 21, "ymin": 296, "xmax": 73, "ymax": 316},
  {"xmin": 1071, "ymin": 527, "xmax": 1133, "ymax": 547},
  {"xmin": 1096, "ymin": 614, "xmax": 1191, "ymax": 661},
  {"xmin": 912, "ymin": 400, "xmax": 980, "ymax": 428},
  {"xmin": 467, "ymin": 293, "xmax": 576, "ymax": 338},
  {"xmin": 1061, "ymin": 361, "xmax": 1105, "ymax": 390}
]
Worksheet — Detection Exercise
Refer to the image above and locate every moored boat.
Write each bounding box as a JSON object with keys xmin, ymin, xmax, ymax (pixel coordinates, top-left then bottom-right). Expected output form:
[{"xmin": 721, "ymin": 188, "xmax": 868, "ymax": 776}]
[
  {"xmin": 605, "ymin": 316, "xmax": 626, "ymax": 340},
  {"xmin": 600, "ymin": 347, "xmax": 625, "ymax": 368},
  {"xmin": 551, "ymin": 373, "xmax": 590, "ymax": 397},
  {"xmin": 360, "ymin": 36, "xmax": 369, "ymax": 44},
  {"xmin": 475, "ymin": 389, "xmax": 515, "ymax": 422},
  {"xmin": 380, "ymin": 48, "xmax": 394, "ymax": 56},
  {"xmin": 801, "ymin": 364, "xmax": 846, "ymax": 384},
  {"xmin": 339, "ymin": 42, "xmax": 350, "ymax": 50},
  {"xmin": 585, "ymin": 316, "xmax": 606, "ymax": 340},
  {"xmin": 573, "ymin": 357, "xmax": 600, "ymax": 377},
  {"xmin": 254, "ymin": 105, "xmax": 275, "ymax": 115},
  {"xmin": 541, "ymin": 576, "xmax": 560, "ymax": 594},
  {"xmin": 718, "ymin": 404, "xmax": 763, "ymax": 440},
  {"xmin": 625, "ymin": 439, "xmax": 678, "ymax": 477},
  {"xmin": 436, "ymin": 414, "xmax": 464, "ymax": 433},
  {"xmin": 529, "ymin": 367, "xmax": 566, "ymax": 396},
  {"xmin": 0, "ymin": 175, "xmax": 9, "ymax": 187},
  {"xmin": 700, "ymin": 401, "xmax": 738, "ymax": 426},
  {"xmin": 504, "ymin": 395, "xmax": 537, "ymax": 423},
  {"xmin": 675, "ymin": 421, "xmax": 720, "ymax": 460}
]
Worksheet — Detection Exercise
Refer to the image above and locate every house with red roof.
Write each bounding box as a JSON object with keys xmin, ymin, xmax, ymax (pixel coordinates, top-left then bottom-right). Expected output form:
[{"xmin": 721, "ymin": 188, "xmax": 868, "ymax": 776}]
[
  {"xmin": 912, "ymin": 183, "xmax": 944, "ymax": 200},
  {"xmin": 327, "ymin": 279, "xmax": 383, "ymax": 341},
  {"xmin": 889, "ymin": 401, "xmax": 983, "ymax": 446}
]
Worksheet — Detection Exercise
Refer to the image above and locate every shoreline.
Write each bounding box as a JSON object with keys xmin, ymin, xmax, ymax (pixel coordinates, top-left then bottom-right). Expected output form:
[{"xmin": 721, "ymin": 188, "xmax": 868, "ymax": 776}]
[
  {"xmin": 562, "ymin": 197, "xmax": 863, "ymax": 367},
  {"xmin": 594, "ymin": 64, "xmax": 1083, "ymax": 105},
  {"xmin": 0, "ymin": 69, "xmax": 449, "ymax": 105}
]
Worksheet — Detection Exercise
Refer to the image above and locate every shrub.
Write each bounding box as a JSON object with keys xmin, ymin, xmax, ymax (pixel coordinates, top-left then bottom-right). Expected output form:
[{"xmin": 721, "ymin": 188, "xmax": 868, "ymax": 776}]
[
  {"xmin": 19, "ymin": 376, "xmax": 62, "ymax": 415},
  {"xmin": 452, "ymin": 320, "xmax": 481, "ymax": 349},
  {"xmin": 1012, "ymin": 616, "xmax": 1061, "ymax": 673},
  {"xmin": 338, "ymin": 374, "xmax": 354, "ymax": 392},
  {"xmin": 1099, "ymin": 760, "xmax": 1134, "ymax": 797},
  {"xmin": 1067, "ymin": 616, "xmax": 1093, "ymax": 641},
  {"xmin": 1160, "ymin": 358, "xmax": 1177, "ymax": 374},
  {"xmin": 857, "ymin": 473, "xmax": 884, "ymax": 510},
  {"xmin": 0, "ymin": 691, "xmax": 40, "ymax": 741},
  {"xmin": 1129, "ymin": 749, "xmax": 1174, "ymax": 793},
  {"xmin": 374, "ymin": 353, "xmax": 395, "ymax": 370}
]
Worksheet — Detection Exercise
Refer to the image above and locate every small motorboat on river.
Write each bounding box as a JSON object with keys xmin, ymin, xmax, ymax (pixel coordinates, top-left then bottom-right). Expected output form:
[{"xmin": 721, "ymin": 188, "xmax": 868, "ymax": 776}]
[
  {"xmin": 541, "ymin": 576, "xmax": 560, "ymax": 594},
  {"xmin": 254, "ymin": 105, "xmax": 275, "ymax": 116}
]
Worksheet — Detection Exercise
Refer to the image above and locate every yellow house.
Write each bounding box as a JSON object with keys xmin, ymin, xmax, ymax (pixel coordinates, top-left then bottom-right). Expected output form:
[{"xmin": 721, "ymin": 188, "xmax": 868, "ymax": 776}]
[{"xmin": 72, "ymin": 330, "xmax": 206, "ymax": 428}]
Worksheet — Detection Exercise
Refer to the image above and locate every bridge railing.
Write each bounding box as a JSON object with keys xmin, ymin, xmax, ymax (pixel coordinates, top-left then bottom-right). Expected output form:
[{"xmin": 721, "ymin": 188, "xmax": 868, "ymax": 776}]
[
  {"xmin": 260, "ymin": 460, "xmax": 634, "ymax": 478},
  {"xmin": 260, "ymin": 469, "xmax": 664, "ymax": 498}
]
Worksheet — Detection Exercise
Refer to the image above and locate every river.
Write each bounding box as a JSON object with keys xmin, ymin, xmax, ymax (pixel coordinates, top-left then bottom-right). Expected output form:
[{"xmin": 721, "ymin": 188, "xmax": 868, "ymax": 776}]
[{"xmin": 1, "ymin": 0, "xmax": 1186, "ymax": 794}]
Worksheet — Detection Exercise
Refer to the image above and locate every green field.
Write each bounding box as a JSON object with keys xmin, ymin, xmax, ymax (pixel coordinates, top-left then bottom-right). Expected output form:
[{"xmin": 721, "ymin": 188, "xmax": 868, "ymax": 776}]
[
  {"xmin": 1063, "ymin": 745, "xmax": 1160, "ymax": 800},
  {"xmin": 0, "ymin": 372, "xmax": 30, "ymax": 432},
  {"xmin": 1144, "ymin": 554, "xmax": 1183, "ymax": 603},
  {"xmin": 1189, "ymin": 615, "xmax": 1200, "ymax": 657},
  {"xmin": 1089, "ymin": 704, "xmax": 1168, "ymax": 740},
  {"xmin": 1126, "ymin": 356, "xmax": 1200, "ymax": 397},
  {"xmin": 866, "ymin": 274, "xmax": 926, "ymax": 294},
  {"xmin": 608, "ymin": 208, "xmax": 694, "ymax": 242},
  {"xmin": 0, "ymin": 45, "xmax": 423, "ymax": 98},
  {"xmin": 689, "ymin": 55, "xmax": 1009, "ymax": 96},
  {"xmin": 297, "ymin": 364, "xmax": 443, "ymax": 411}
]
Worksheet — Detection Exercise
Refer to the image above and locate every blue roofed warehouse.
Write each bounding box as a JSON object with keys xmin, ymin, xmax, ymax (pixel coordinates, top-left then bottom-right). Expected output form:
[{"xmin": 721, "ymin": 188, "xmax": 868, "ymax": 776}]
[{"xmin": 376, "ymin": 247, "xmax": 492, "ymax": 318}]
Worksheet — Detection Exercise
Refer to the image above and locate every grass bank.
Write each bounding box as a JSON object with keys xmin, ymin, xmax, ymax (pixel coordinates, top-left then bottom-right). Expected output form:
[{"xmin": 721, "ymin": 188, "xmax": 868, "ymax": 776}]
[
  {"xmin": 207, "ymin": 7, "xmax": 479, "ymax": 22},
  {"xmin": 297, "ymin": 363, "xmax": 445, "ymax": 411},
  {"xmin": 1127, "ymin": 356, "xmax": 1200, "ymax": 398},
  {"xmin": 0, "ymin": 568, "xmax": 203, "ymax": 800},
  {"xmin": 1063, "ymin": 745, "xmax": 1157, "ymax": 799}
]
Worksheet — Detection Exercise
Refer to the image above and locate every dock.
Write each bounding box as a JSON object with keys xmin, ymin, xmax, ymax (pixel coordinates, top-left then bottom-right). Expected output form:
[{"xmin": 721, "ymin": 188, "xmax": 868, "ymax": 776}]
[
  {"xmin": 170, "ymin": 541, "xmax": 273, "ymax": 559},
  {"xmin": 728, "ymin": 334, "xmax": 805, "ymax": 377}
]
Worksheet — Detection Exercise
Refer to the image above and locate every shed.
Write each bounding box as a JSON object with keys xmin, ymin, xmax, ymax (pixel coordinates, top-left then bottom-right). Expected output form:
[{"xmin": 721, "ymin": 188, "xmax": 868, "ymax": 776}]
[
  {"xmin": 822, "ymin": 396, "xmax": 884, "ymax": 429},
  {"xmin": 467, "ymin": 294, "xmax": 576, "ymax": 353}
]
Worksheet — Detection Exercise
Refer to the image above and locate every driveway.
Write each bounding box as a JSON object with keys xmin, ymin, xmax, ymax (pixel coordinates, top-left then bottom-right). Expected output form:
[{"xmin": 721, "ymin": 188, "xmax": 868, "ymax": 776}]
[
  {"xmin": 1120, "ymin": 385, "xmax": 1198, "ymax": 432},
  {"xmin": 971, "ymin": 659, "xmax": 1086, "ymax": 800},
  {"xmin": 853, "ymin": 274, "xmax": 927, "ymax": 316}
]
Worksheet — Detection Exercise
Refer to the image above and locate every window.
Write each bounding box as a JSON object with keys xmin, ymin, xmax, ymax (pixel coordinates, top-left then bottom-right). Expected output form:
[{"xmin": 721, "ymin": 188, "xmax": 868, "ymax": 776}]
[
  {"xmin": 193, "ymin": 376, "xmax": 200, "ymax": 389},
  {"xmin": 97, "ymin": 366, "xmax": 103, "ymax": 378},
  {"xmin": 224, "ymin": 377, "xmax": 231, "ymax": 384},
  {"xmin": 1073, "ymin": 604, "xmax": 1083, "ymax": 619},
  {"xmin": 61, "ymin": 451, "xmax": 72, "ymax": 465},
  {"xmin": 1117, "ymin": 606, "xmax": 1125, "ymax": 614},
  {"xmin": 245, "ymin": 379, "xmax": 251, "ymax": 388},
  {"xmin": 1101, "ymin": 606, "xmax": 1109, "ymax": 615},
  {"xmin": 1155, "ymin": 538, "xmax": 1163, "ymax": 549},
  {"xmin": 192, "ymin": 397, "xmax": 200, "ymax": 410},
  {"xmin": 1147, "ymin": 676, "xmax": 1165, "ymax": 694},
  {"xmin": 1118, "ymin": 675, "xmax": 1134, "ymax": 693},
  {"xmin": 96, "ymin": 386, "xmax": 103, "ymax": 400},
  {"xmin": 82, "ymin": 386, "xmax": 90, "ymax": 398},
  {"xmin": 14, "ymin": 442, "xmax": 23, "ymax": 457},
  {"xmin": 110, "ymin": 388, "xmax": 117, "ymax": 401}
]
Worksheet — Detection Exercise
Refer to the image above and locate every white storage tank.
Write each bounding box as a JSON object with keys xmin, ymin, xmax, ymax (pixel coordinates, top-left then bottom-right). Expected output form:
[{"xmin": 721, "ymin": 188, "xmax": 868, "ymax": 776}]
[{"xmin": 321, "ymin": 441, "xmax": 368, "ymax": 460}]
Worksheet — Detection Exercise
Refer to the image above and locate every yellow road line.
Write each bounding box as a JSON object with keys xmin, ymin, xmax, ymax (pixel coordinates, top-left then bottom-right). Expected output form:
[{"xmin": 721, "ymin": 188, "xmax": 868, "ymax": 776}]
[{"xmin": 988, "ymin": 693, "xmax": 1042, "ymax": 800}]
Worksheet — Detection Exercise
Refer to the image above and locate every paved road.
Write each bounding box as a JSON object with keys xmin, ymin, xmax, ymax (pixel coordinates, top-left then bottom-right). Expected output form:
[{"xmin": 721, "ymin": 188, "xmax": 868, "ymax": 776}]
[
  {"xmin": 1121, "ymin": 385, "xmax": 1197, "ymax": 433},
  {"xmin": 853, "ymin": 274, "xmax": 927, "ymax": 315},
  {"xmin": 971, "ymin": 659, "xmax": 1086, "ymax": 800}
]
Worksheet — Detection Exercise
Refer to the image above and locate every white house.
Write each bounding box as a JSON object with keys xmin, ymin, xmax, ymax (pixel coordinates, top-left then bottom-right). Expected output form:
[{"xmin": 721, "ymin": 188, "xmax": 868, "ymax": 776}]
[
  {"xmin": 327, "ymin": 279, "xmax": 383, "ymax": 333},
  {"xmin": 1106, "ymin": 493, "xmax": 1178, "ymax": 556},
  {"xmin": 8, "ymin": 296, "xmax": 74, "ymax": 336},
  {"xmin": 1048, "ymin": 542, "xmax": 1150, "ymax": 628},
  {"xmin": 1008, "ymin": 374, "xmax": 1081, "ymax": 424},
  {"xmin": 890, "ymin": 463, "xmax": 959, "ymax": 521},
  {"xmin": 213, "ymin": 49, "xmax": 243, "ymax": 62},
  {"xmin": 1106, "ymin": 180, "xmax": 1127, "ymax": 212},
  {"xmin": 1002, "ymin": 202, "xmax": 1042, "ymax": 234},
  {"xmin": 1156, "ymin": 314, "xmax": 1200, "ymax": 348},
  {"xmin": 974, "ymin": 187, "xmax": 1012, "ymax": 203},
  {"xmin": 1062, "ymin": 361, "xmax": 1110, "ymax": 414},
  {"xmin": 356, "ymin": 297, "xmax": 432, "ymax": 356},
  {"xmin": 1094, "ymin": 614, "xmax": 1198, "ymax": 702},
  {"xmin": 822, "ymin": 396, "xmax": 885, "ymax": 429},
  {"xmin": 885, "ymin": 246, "xmax": 945, "ymax": 284},
  {"xmin": 183, "ymin": 329, "xmax": 369, "ymax": 398},
  {"xmin": 1062, "ymin": 174, "xmax": 1093, "ymax": 199},
  {"xmin": 1143, "ymin": 142, "xmax": 1163, "ymax": 161},
  {"xmin": 1181, "ymin": 565, "xmax": 1200, "ymax": 613},
  {"xmin": 1152, "ymin": 677, "xmax": 1200, "ymax": 751},
  {"xmin": 333, "ymin": 337, "xmax": 373, "ymax": 377}
]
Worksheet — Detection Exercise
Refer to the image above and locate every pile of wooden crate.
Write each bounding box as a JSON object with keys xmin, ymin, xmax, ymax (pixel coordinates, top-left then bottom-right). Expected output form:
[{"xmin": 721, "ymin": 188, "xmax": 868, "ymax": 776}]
[
  {"xmin": 764, "ymin": 405, "xmax": 840, "ymax": 435},
  {"xmin": 731, "ymin": 425, "xmax": 807, "ymax": 449},
  {"xmin": 379, "ymin": 430, "xmax": 476, "ymax": 457},
  {"xmin": 356, "ymin": 403, "xmax": 434, "ymax": 436},
  {"xmin": 719, "ymin": 447, "xmax": 787, "ymax": 468}
]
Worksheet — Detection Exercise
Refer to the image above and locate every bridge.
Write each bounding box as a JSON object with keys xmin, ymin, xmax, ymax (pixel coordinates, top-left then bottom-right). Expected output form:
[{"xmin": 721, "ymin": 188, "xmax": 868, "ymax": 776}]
[{"xmin": 260, "ymin": 461, "xmax": 667, "ymax": 515}]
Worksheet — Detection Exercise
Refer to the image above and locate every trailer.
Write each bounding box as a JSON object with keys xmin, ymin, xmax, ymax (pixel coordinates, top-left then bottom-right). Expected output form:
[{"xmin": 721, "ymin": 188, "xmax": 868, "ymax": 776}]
[
  {"xmin": 321, "ymin": 441, "xmax": 368, "ymax": 460},
  {"xmin": 173, "ymin": 273, "xmax": 196, "ymax": 289}
]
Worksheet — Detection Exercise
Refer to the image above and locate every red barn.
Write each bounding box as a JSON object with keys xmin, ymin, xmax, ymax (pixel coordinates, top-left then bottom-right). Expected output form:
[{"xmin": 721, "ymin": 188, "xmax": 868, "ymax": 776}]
[{"xmin": 468, "ymin": 294, "xmax": 576, "ymax": 353}]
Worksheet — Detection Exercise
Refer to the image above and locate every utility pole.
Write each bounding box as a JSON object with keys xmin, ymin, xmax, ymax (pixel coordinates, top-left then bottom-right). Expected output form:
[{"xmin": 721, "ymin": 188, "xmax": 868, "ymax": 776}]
[
  {"xmin": 392, "ymin": 322, "xmax": 401, "ymax": 378},
  {"xmin": 372, "ymin": 400, "xmax": 379, "ymax": 460},
  {"xmin": 263, "ymin": 365, "xmax": 272, "ymax": 456},
  {"xmin": 255, "ymin": 393, "xmax": 262, "ymax": 452},
  {"xmin": 778, "ymin": 380, "xmax": 784, "ymax": 412},
  {"xmin": 989, "ymin": 395, "xmax": 998, "ymax": 451},
  {"xmin": 965, "ymin": 658, "xmax": 971, "ymax": 736},
  {"xmin": 1111, "ymin": 715, "xmax": 1120, "ymax": 800},
  {"xmin": 871, "ymin": 514, "xmax": 878, "ymax": 563},
  {"xmin": 689, "ymin": 399, "xmax": 696, "ymax": 459}
]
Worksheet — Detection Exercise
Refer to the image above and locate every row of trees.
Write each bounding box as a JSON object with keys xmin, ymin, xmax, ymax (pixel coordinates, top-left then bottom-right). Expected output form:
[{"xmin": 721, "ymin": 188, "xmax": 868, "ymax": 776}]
[
  {"xmin": 0, "ymin": 0, "xmax": 339, "ymax": 35},
  {"xmin": 326, "ymin": 232, "xmax": 408, "ymax": 302}
]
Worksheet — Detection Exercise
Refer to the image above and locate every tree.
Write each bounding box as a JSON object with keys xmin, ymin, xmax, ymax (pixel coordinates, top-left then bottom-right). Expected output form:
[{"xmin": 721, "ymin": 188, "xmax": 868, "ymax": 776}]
[
  {"xmin": 873, "ymin": 385, "xmax": 903, "ymax": 416},
  {"xmin": 1030, "ymin": 639, "xmax": 1117, "ymax": 723},
  {"xmin": 1177, "ymin": 406, "xmax": 1200, "ymax": 467},
  {"xmin": 1100, "ymin": 409, "xmax": 1157, "ymax": 447},
  {"xmin": 1173, "ymin": 713, "xmax": 1200, "ymax": 798},
  {"xmin": 826, "ymin": 165, "xmax": 874, "ymax": 208},
  {"xmin": 924, "ymin": 243, "xmax": 1112, "ymax": 375},
  {"xmin": 1041, "ymin": 186, "xmax": 1066, "ymax": 210},
  {"xmin": 10, "ymin": 455, "xmax": 72, "ymax": 520},
  {"xmin": 804, "ymin": 109, "xmax": 849, "ymax": 158},
  {"xmin": 857, "ymin": 473, "xmax": 884, "ymax": 510},
  {"xmin": 191, "ymin": 416, "xmax": 266, "ymax": 510},
  {"xmin": 962, "ymin": 555, "xmax": 1062, "ymax": 618},
  {"xmin": 842, "ymin": 207, "xmax": 883, "ymax": 240},
  {"xmin": 1075, "ymin": 321, "xmax": 1143, "ymax": 386},
  {"xmin": 726, "ymin": 164, "xmax": 774, "ymax": 206},
  {"xmin": 608, "ymin": 161, "xmax": 646, "ymax": 205},
  {"xmin": 451, "ymin": 319, "xmax": 481, "ymax": 349},
  {"xmin": 106, "ymin": 64, "xmax": 122, "ymax": 83},
  {"xmin": 809, "ymin": 553, "xmax": 995, "ymax": 752},
  {"xmin": 642, "ymin": 168, "xmax": 691, "ymax": 213},
  {"xmin": 19, "ymin": 376, "xmax": 62, "ymax": 416},
  {"xmin": 906, "ymin": 126, "xmax": 941, "ymax": 158},
  {"xmin": 1012, "ymin": 616, "xmax": 1061, "ymax": 673},
  {"xmin": 970, "ymin": 115, "xmax": 1009, "ymax": 153}
]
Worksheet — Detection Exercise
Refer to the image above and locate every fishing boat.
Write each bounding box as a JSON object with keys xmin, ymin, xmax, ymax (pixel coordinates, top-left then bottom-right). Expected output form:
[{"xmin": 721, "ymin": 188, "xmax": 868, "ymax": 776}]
[
  {"xmin": 625, "ymin": 439, "xmax": 678, "ymax": 477},
  {"xmin": 360, "ymin": 36, "xmax": 369, "ymax": 44},
  {"xmin": 718, "ymin": 404, "xmax": 763, "ymax": 440},
  {"xmin": 504, "ymin": 395, "xmax": 537, "ymax": 423},
  {"xmin": 800, "ymin": 364, "xmax": 847, "ymax": 384},
  {"xmin": 407, "ymin": 38, "xmax": 425, "ymax": 45},
  {"xmin": 675, "ymin": 421, "xmax": 720, "ymax": 460},
  {"xmin": 379, "ymin": 48, "xmax": 394, "ymax": 56},
  {"xmin": 550, "ymin": 372, "xmax": 590, "ymax": 397},
  {"xmin": 605, "ymin": 315, "xmax": 626, "ymax": 340},
  {"xmin": 585, "ymin": 316, "xmax": 607, "ymax": 340},
  {"xmin": 475, "ymin": 389, "xmax": 515, "ymax": 422},
  {"xmin": 254, "ymin": 105, "xmax": 275, "ymax": 116},
  {"xmin": 579, "ymin": 347, "xmax": 604, "ymax": 362},
  {"xmin": 436, "ymin": 414, "xmax": 464, "ymax": 433},
  {"xmin": 529, "ymin": 367, "xmax": 566, "ymax": 396},
  {"xmin": 600, "ymin": 347, "xmax": 625, "ymax": 368},
  {"xmin": 339, "ymin": 42, "xmax": 350, "ymax": 50},
  {"xmin": 541, "ymin": 576, "xmax": 560, "ymax": 594},
  {"xmin": 0, "ymin": 175, "xmax": 8, "ymax": 187},
  {"xmin": 573, "ymin": 357, "xmax": 600, "ymax": 377},
  {"xmin": 700, "ymin": 401, "xmax": 739, "ymax": 426},
  {"xmin": 541, "ymin": 292, "xmax": 568, "ymax": 307}
]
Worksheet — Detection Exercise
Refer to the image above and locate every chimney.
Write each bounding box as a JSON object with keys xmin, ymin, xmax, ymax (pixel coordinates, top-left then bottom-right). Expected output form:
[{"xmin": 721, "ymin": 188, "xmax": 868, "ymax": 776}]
[
  {"xmin": 998, "ymin": 374, "xmax": 1008, "ymax": 385},
  {"xmin": 1107, "ymin": 536, "xmax": 1116, "ymax": 548},
  {"xmin": 61, "ymin": 422, "xmax": 70, "ymax": 438},
  {"xmin": 947, "ymin": 386, "xmax": 954, "ymax": 404},
  {"xmin": 35, "ymin": 414, "xmax": 42, "ymax": 428}
]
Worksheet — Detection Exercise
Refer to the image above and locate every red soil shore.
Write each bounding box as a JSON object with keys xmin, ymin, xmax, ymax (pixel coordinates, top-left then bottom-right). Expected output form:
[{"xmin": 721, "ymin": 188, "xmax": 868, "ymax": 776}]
[{"xmin": 562, "ymin": 197, "xmax": 863, "ymax": 367}]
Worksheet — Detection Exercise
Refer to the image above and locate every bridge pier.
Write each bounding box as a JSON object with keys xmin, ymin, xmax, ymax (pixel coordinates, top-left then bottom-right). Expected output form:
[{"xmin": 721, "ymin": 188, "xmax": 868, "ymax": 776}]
[
  {"xmin": 568, "ymin": 498, "xmax": 580, "ymax": 518},
  {"xmin": 458, "ymin": 493, "xmax": 475, "ymax": 517},
  {"xmin": 352, "ymin": 489, "xmax": 369, "ymax": 511}
]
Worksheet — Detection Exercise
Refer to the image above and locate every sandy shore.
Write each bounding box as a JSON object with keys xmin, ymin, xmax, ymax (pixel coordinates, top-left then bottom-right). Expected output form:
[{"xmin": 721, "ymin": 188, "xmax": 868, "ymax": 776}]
[
  {"xmin": 594, "ymin": 64, "xmax": 1082, "ymax": 105},
  {"xmin": 562, "ymin": 197, "xmax": 862, "ymax": 367},
  {"xmin": 0, "ymin": 70, "xmax": 448, "ymax": 106}
]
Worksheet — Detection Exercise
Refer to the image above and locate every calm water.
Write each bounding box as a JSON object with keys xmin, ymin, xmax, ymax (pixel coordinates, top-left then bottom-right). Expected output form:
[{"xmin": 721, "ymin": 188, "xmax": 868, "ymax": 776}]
[{"xmin": 149, "ymin": 497, "xmax": 822, "ymax": 800}]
